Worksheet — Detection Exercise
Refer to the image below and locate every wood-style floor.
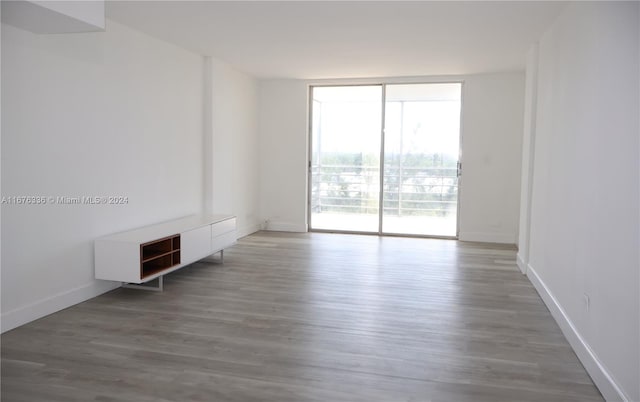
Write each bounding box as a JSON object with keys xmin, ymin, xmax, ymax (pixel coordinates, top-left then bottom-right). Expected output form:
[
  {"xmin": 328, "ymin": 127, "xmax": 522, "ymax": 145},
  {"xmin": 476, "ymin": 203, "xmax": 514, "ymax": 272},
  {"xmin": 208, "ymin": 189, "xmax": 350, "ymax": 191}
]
[{"xmin": 1, "ymin": 231, "xmax": 603, "ymax": 402}]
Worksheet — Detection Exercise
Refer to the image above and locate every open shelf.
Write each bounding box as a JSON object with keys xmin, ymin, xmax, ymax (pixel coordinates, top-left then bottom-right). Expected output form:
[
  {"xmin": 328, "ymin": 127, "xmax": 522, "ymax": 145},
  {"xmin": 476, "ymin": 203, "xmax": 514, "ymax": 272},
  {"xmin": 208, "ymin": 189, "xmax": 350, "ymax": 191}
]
[{"xmin": 140, "ymin": 234, "xmax": 180, "ymax": 278}]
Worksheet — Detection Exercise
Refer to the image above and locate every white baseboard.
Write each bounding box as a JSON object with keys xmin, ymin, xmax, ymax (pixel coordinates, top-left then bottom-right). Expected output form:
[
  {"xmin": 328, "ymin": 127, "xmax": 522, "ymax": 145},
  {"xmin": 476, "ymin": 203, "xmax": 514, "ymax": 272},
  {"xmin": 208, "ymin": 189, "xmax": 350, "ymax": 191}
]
[
  {"xmin": 237, "ymin": 223, "xmax": 261, "ymax": 239},
  {"xmin": 458, "ymin": 231, "xmax": 516, "ymax": 244},
  {"xmin": 526, "ymin": 264, "xmax": 629, "ymax": 402},
  {"xmin": 1, "ymin": 280, "xmax": 120, "ymax": 333},
  {"xmin": 516, "ymin": 253, "xmax": 527, "ymax": 274},
  {"xmin": 265, "ymin": 221, "xmax": 307, "ymax": 233}
]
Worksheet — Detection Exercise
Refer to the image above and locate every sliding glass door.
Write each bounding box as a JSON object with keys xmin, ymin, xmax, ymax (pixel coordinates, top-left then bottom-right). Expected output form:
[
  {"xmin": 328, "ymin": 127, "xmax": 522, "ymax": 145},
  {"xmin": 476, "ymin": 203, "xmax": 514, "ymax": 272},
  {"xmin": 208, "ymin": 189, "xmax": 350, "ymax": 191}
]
[
  {"xmin": 309, "ymin": 83, "xmax": 461, "ymax": 237},
  {"xmin": 309, "ymin": 86, "xmax": 382, "ymax": 233},
  {"xmin": 383, "ymin": 84, "xmax": 461, "ymax": 236}
]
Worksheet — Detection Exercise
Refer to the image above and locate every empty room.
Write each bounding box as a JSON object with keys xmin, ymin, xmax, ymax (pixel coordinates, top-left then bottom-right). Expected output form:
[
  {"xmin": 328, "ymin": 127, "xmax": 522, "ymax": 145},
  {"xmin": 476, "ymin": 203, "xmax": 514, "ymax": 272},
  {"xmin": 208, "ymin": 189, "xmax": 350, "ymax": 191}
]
[{"xmin": 1, "ymin": 1, "xmax": 638, "ymax": 401}]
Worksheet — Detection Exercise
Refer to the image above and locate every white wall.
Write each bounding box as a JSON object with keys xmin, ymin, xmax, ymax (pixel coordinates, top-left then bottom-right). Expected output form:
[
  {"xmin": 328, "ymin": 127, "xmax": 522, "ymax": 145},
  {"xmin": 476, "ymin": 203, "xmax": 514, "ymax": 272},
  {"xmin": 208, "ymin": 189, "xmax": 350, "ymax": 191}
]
[
  {"xmin": 258, "ymin": 73, "xmax": 524, "ymax": 243},
  {"xmin": 523, "ymin": 3, "xmax": 639, "ymax": 401},
  {"xmin": 205, "ymin": 58, "xmax": 260, "ymax": 237},
  {"xmin": 0, "ymin": 4, "xmax": 3, "ymax": 323},
  {"xmin": 458, "ymin": 73, "xmax": 524, "ymax": 243},
  {"xmin": 1, "ymin": 20, "xmax": 204, "ymax": 332},
  {"xmin": 258, "ymin": 79, "xmax": 309, "ymax": 232},
  {"xmin": 516, "ymin": 45, "xmax": 539, "ymax": 273}
]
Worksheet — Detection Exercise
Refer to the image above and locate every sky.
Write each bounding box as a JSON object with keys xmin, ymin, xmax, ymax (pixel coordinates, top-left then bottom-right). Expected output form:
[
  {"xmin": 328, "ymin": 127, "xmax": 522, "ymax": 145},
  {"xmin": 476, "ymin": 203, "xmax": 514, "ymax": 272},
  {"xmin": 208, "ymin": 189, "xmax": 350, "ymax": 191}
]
[{"xmin": 312, "ymin": 84, "xmax": 461, "ymax": 157}]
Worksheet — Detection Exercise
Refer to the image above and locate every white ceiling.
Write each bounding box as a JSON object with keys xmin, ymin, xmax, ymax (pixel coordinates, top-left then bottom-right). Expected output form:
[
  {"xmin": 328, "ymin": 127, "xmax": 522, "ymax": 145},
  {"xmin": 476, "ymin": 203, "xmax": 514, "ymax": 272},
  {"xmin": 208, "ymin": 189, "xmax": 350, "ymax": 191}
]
[{"xmin": 106, "ymin": 1, "xmax": 567, "ymax": 80}]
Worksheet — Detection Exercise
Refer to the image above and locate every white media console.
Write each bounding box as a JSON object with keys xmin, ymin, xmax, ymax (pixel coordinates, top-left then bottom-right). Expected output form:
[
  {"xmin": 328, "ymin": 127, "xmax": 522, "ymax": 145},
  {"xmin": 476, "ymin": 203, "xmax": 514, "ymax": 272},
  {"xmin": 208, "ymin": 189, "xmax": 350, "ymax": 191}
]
[{"xmin": 95, "ymin": 214, "xmax": 236, "ymax": 290}]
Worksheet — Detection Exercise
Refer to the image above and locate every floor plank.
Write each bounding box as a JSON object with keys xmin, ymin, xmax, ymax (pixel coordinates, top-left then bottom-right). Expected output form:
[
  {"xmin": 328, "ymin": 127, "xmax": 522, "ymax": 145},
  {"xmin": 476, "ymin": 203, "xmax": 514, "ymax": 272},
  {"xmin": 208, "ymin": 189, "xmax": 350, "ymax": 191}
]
[{"xmin": 1, "ymin": 231, "xmax": 603, "ymax": 401}]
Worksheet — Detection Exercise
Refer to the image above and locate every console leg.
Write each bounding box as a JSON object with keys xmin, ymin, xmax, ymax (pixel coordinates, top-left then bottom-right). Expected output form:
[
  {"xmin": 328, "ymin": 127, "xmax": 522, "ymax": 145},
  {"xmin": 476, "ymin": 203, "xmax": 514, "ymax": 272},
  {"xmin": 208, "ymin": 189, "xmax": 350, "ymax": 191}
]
[{"xmin": 123, "ymin": 276, "xmax": 163, "ymax": 292}]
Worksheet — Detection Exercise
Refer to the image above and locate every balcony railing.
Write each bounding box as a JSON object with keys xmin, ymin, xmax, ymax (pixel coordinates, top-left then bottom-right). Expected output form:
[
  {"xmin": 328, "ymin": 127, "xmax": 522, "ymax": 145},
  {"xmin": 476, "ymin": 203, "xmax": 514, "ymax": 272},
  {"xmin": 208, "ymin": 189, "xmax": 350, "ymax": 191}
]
[{"xmin": 310, "ymin": 164, "xmax": 458, "ymax": 217}]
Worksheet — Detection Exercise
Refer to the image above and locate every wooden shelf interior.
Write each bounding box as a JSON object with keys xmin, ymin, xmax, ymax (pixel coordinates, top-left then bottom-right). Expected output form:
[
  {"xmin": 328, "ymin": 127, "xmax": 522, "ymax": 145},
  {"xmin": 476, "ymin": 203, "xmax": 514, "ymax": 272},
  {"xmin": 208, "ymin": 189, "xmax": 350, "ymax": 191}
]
[{"xmin": 140, "ymin": 234, "xmax": 181, "ymax": 278}]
